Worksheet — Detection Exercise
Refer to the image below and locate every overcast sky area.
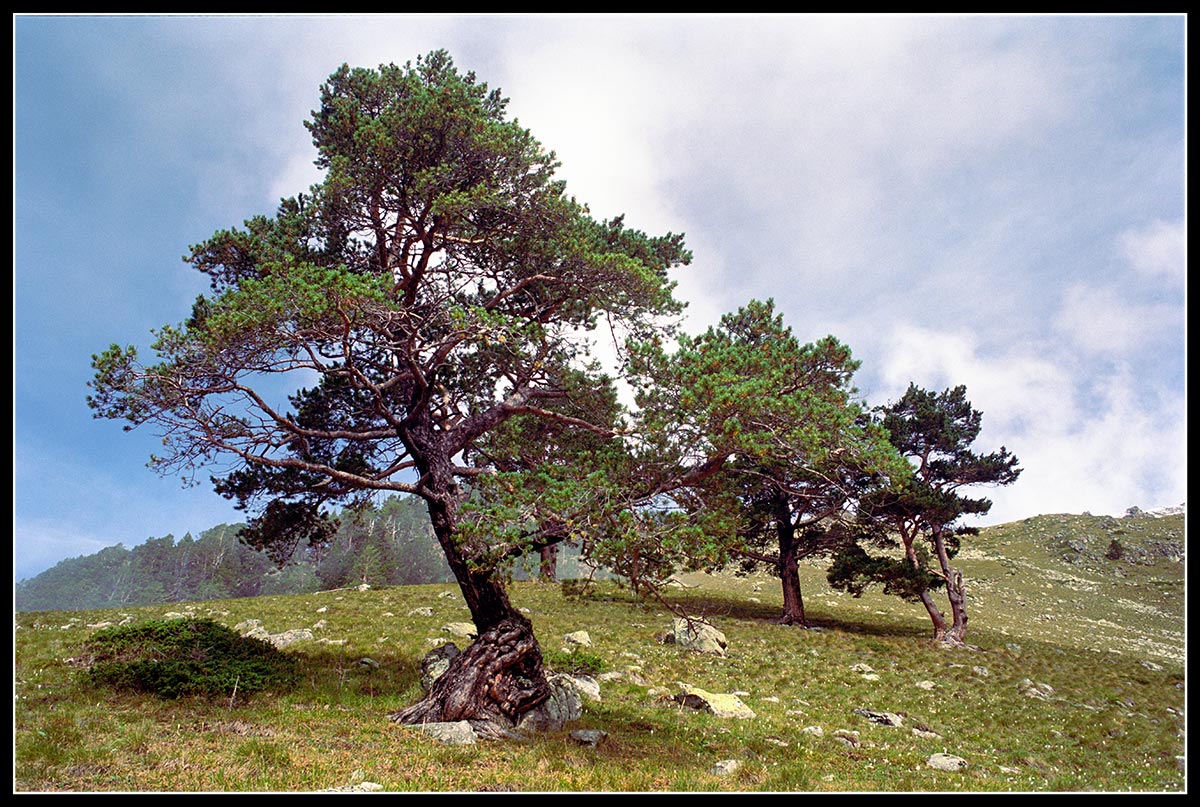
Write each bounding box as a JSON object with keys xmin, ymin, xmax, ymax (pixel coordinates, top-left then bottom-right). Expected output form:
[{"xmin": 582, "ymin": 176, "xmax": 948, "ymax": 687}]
[{"xmin": 13, "ymin": 14, "xmax": 1186, "ymax": 581}]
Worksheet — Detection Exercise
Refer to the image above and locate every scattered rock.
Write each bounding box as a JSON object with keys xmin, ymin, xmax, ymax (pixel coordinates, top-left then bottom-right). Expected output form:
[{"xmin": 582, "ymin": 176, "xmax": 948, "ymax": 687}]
[
  {"xmin": 408, "ymin": 720, "xmax": 477, "ymax": 745},
  {"xmin": 555, "ymin": 673, "xmax": 601, "ymax": 703},
  {"xmin": 915, "ymin": 680, "xmax": 936, "ymax": 690},
  {"xmin": 849, "ymin": 663, "xmax": 874, "ymax": 674},
  {"xmin": 437, "ymin": 591, "xmax": 457, "ymax": 599},
  {"xmin": 1140, "ymin": 660, "xmax": 1163, "ymax": 672},
  {"xmin": 568, "ymin": 729, "xmax": 608, "ymax": 748},
  {"xmin": 852, "ymin": 708, "xmax": 904, "ymax": 727},
  {"xmin": 674, "ymin": 684, "xmax": 756, "ymax": 719},
  {"xmin": 563, "ymin": 630, "xmax": 592, "ymax": 648},
  {"xmin": 670, "ymin": 617, "xmax": 728, "ymax": 656},
  {"xmin": 832, "ymin": 729, "xmax": 860, "ymax": 747},
  {"xmin": 802, "ymin": 726, "xmax": 824, "ymax": 737},
  {"xmin": 971, "ymin": 666, "xmax": 990, "ymax": 677},
  {"xmin": 242, "ymin": 625, "xmax": 271, "ymax": 643},
  {"xmin": 1018, "ymin": 679, "xmax": 1055, "ymax": 700},
  {"xmin": 358, "ymin": 657, "xmax": 380, "ymax": 669},
  {"xmin": 269, "ymin": 628, "xmax": 314, "ymax": 648},
  {"xmin": 911, "ymin": 728, "xmax": 942, "ymax": 740},
  {"xmin": 441, "ymin": 622, "xmax": 477, "ymax": 639},
  {"xmin": 407, "ymin": 607, "xmax": 434, "ymax": 617},
  {"xmin": 712, "ymin": 759, "xmax": 741, "ymax": 776},
  {"xmin": 927, "ymin": 753, "xmax": 968, "ymax": 771},
  {"xmin": 312, "ymin": 619, "xmax": 328, "ymax": 629}
]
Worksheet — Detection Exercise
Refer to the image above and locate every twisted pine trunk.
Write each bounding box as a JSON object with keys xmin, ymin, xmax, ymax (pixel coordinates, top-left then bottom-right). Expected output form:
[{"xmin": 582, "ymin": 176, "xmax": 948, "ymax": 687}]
[
  {"xmin": 389, "ymin": 613, "xmax": 550, "ymax": 738},
  {"xmin": 390, "ymin": 467, "xmax": 552, "ymax": 736}
]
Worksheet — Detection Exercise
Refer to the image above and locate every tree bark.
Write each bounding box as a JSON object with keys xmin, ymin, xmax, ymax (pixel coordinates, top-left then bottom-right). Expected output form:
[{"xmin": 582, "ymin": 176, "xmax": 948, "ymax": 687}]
[
  {"xmin": 932, "ymin": 529, "xmax": 969, "ymax": 646},
  {"xmin": 395, "ymin": 435, "xmax": 553, "ymax": 733},
  {"xmin": 773, "ymin": 498, "xmax": 808, "ymax": 627},
  {"xmin": 539, "ymin": 544, "xmax": 558, "ymax": 583},
  {"xmin": 389, "ymin": 613, "xmax": 550, "ymax": 738},
  {"xmin": 918, "ymin": 588, "xmax": 949, "ymax": 641}
]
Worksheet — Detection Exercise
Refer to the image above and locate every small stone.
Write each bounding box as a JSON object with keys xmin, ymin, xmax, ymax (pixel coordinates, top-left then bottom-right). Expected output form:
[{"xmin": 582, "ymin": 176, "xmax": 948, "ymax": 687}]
[
  {"xmin": 802, "ymin": 726, "xmax": 824, "ymax": 737},
  {"xmin": 832, "ymin": 730, "xmax": 860, "ymax": 747},
  {"xmin": 712, "ymin": 759, "xmax": 741, "ymax": 776},
  {"xmin": 568, "ymin": 729, "xmax": 608, "ymax": 747},
  {"xmin": 849, "ymin": 663, "xmax": 874, "ymax": 674},
  {"xmin": 407, "ymin": 607, "xmax": 433, "ymax": 617},
  {"xmin": 563, "ymin": 630, "xmax": 592, "ymax": 647},
  {"xmin": 852, "ymin": 708, "xmax": 903, "ymax": 727},
  {"xmin": 441, "ymin": 622, "xmax": 477, "ymax": 639},
  {"xmin": 674, "ymin": 684, "xmax": 756, "ymax": 719},
  {"xmin": 916, "ymin": 680, "xmax": 936, "ymax": 690},
  {"xmin": 410, "ymin": 721, "xmax": 477, "ymax": 745},
  {"xmin": 861, "ymin": 673, "xmax": 881, "ymax": 681},
  {"xmin": 927, "ymin": 753, "xmax": 968, "ymax": 771}
]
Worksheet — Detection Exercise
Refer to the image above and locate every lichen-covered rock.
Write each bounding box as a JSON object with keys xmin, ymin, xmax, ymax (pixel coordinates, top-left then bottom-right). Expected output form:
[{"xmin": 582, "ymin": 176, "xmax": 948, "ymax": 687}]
[
  {"xmin": 442, "ymin": 622, "xmax": 477, "ymax": 638},
  {"xmin": 419, "ymin": 642, "xmax": 462, "ymax": 692},
  {"xmin": 674, "ymin": 684, "xmax": 755, "ymax": 719},
  {"xmin": 269, "ymin": 628, "xmax": 313, "ymax": 648}
]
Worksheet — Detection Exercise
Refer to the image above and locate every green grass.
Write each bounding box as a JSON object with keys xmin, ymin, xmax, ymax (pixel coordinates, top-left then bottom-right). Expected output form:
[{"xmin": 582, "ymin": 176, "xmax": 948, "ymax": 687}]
[{"xmin": 13, "ymin": 513, "xmax": 1185, "ymax": 792}]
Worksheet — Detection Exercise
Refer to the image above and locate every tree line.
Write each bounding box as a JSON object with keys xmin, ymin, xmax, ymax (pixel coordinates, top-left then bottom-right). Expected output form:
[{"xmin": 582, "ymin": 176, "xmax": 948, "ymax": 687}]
[
  {"xmin": 15, "ymin": 495, "xmax": 454, "ymax": 612},
  {"xmin": 87, "ymin": 51, "xmax": 1020, "ymax": 737}
]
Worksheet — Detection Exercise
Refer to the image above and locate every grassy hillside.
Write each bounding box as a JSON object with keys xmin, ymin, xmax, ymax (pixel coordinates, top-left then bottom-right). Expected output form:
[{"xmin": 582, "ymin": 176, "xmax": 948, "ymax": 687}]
[{"xmin": 14, "ymin": 512, "xmax": 1185, "ymax": 792}]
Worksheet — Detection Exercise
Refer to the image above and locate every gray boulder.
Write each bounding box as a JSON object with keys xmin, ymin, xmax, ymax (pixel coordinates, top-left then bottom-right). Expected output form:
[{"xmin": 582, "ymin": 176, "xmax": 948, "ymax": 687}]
[
  {"xmin": 568, "ymin": 729, "xmax": 608, "ymax": 748},
  {"xmin": 516, "ymin": 676, "xmax": 584, "ymax": 733},
  {"xmin": 671, "ymin": 617, "xmax": 728, "ymax": 656},
  {"xmin": 409, "ymin": 721, "xmax": 477, "ymax": 745}
]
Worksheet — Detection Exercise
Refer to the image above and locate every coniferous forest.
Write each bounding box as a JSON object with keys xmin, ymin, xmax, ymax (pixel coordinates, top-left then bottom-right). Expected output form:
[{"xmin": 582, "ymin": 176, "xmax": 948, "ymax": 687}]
[{"xmin": 14, "ymin": 495, "xmax": 558, "ymax": 612}]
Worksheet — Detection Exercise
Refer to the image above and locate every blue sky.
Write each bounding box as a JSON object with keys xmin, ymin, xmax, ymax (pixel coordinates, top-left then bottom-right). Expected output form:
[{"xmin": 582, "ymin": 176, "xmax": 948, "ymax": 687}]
[{"xmin": 13, "ymin": 14, "xmax": 1186, "ymax": 581}]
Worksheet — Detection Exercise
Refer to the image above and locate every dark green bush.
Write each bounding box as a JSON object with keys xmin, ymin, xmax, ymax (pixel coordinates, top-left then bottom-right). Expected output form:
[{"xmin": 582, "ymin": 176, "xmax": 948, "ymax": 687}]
[
  {"xmin": 80, "ymin": 618, "xmax": 298, "ymax": 699},
  {"xmin": 543, "ymin": 647, "xmax": 607, "ymax": 677}
]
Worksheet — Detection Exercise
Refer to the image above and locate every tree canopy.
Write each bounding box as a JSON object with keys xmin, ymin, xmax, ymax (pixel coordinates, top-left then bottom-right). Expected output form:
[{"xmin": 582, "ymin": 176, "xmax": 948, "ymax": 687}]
[
  {"xmin": 90, "ymin": 50, "xmax": 691, "ymax": 734},
  {"xmin": 828, "ymin": 384, "xmax": 1021, "ymax": 644},
  {"xmin": 622, "ymin": 299, "xmax": 909, "ymax": 622}
]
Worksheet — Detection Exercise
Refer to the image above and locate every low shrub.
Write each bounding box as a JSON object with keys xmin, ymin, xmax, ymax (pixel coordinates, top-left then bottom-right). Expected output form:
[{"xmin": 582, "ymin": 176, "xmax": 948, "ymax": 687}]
[{"xmin": 80, "ymin": 618, "xmax": 298, "ymax": 699}]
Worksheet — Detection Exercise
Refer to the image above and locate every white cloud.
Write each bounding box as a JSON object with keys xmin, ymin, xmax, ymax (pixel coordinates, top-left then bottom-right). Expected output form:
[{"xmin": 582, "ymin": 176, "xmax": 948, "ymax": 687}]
[
  {"xmin": 874, "ymin": 321, "xmax": 1186, "ymax": 523},
  {"xmin": 1052, "ymin": 283, "xmax": 1180, "ymax": 356},
  {"xmin": 1119, "ymin": 219, "xmax": 1186, "ymax": 284}
]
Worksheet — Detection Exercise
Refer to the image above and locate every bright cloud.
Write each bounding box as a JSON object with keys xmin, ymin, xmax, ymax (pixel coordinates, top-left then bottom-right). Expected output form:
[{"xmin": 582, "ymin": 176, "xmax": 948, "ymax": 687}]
[
  {"xmin": 875, "ymin": 322, "xmax": 1187, "ymax": 523},
  {"xmin": 1119, "ymin": 219, "xmax": 1187, "ymax": 284}
]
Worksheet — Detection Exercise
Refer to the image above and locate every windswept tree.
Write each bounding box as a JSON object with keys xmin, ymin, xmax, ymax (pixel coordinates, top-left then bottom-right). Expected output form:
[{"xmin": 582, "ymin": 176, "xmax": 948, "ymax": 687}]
[
  {"xmin": 624, "ymin": 300, "xmax": 909, "ymax": 622},
  {"xmin": 828, "ymin": 384, "xmax": 1021, "ymax": 645},
  {"xmin": 89, "ymin": 51, "xmax": 690, "ymax": 736}
]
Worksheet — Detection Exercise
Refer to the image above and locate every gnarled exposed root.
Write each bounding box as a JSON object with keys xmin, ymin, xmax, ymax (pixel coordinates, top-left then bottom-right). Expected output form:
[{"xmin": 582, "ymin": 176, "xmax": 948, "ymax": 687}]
[{"xmin": 390, "ymin": 614, "xmax": 550, "ymax": 733}]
